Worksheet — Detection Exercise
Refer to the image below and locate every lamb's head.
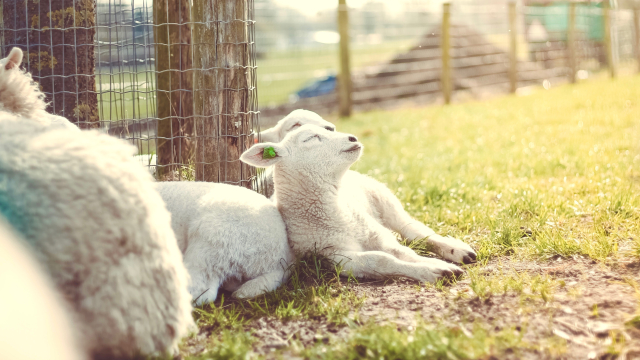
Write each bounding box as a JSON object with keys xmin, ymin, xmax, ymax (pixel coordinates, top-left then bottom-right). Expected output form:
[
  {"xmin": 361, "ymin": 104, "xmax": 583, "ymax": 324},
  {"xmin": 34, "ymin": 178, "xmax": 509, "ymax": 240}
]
[
  {"xmin": 242, "ymin": 124, "xmax": 362, "ymax": 182},
  {"xmin": 259, "ymin": 109, "xmax": 335, "ymax": 143},
  {"xmin": 0, "ymin": 47, "xmax": 47, "ymax": 118}
]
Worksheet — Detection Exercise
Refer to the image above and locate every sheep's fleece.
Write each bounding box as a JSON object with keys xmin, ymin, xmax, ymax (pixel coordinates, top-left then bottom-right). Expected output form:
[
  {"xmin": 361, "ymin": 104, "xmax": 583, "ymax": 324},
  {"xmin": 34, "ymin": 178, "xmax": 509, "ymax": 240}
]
[
  {"xmin": 0, "ymin": 120, "xmax": 194, "ymax": 359},
  {"xmin": 0, "ymin": 216, "xmax": 85, "ymax": 360},
  {"xmin": 157, "ymin": 181, "xmax": 293, "ymax": 305},
  {"xmin": 257, "ymin": 109, "xmax": 477, "ymax": 265},
  {"xmin": 0, "ymin": 47, "xmax": 78, "ymax": 131},
  {"xmin": 242, "ymin": 125, "xmax": 477, "ymax": 284}
]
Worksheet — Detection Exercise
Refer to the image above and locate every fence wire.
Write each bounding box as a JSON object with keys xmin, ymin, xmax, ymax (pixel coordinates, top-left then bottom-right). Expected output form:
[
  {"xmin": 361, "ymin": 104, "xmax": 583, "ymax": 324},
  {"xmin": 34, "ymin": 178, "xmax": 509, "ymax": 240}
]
[
  {"xmin": 1, "ymin": 0, "xmax": 262, "ymax": 190},
  {"xmin": 2, "ymin": 0, "xmax": 638, "ymax": 184},
  {"xmin": 255, "ymin": 0, "xmax": 640, "ymax": 125}
]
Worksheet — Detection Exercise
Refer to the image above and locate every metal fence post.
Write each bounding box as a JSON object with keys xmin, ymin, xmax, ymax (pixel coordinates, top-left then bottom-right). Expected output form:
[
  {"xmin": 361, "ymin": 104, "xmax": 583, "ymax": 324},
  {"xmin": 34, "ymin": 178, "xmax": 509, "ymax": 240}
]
[
  {"xmin": 441, "ymin": 3, "xmax": 452, "ymax": 104},
  {"xmin": 603, "ymin": 0, "xmax": 616, "ymax": 78},
  {"xmin": 568, "ymin": 2, "xmax": 577, "ymax": 83},
  {"xmin": 338, "ymin": 0, "xmax": 352, "ymax": 117},
  {"xmin": 508, "ymin": 2, "xmax": 517, "ymax": 93}
]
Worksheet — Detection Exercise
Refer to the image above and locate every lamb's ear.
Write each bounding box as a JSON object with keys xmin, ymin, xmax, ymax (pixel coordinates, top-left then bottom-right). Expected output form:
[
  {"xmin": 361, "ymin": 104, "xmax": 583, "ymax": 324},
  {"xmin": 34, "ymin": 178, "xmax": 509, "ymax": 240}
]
[
  {"xmin": 240, "ymin": 143, "xmax": 288, "ymax": 168},
  {"xmin": 258, "ymin": 127, "xmax": 279, "ymax": 143},
  {"xmin": 4, "ymin": 48, "xmax": 23, "ymax": 70}
]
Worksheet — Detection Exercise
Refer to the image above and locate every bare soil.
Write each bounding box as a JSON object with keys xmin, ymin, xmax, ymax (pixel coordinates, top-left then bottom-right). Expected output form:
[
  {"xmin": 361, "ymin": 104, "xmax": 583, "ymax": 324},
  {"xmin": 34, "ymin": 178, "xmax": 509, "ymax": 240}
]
[{"xmin": 187, "ymin": 257, "xmax": 640, "ymax": 359}]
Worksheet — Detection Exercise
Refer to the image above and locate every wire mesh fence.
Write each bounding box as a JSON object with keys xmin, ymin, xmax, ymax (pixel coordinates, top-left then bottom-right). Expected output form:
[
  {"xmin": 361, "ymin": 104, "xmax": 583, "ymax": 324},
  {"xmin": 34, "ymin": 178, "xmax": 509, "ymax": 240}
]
[
  {"xmin": 256, "ymin": 0, "xmax": 640, "ymax": 125},
  {"xmin": 1, "ymin": 0, "xmax": 639, "ymax": 185},
  {"xmin": 1, "ymin": 0, "xmax": 261, "ymax": 188}
]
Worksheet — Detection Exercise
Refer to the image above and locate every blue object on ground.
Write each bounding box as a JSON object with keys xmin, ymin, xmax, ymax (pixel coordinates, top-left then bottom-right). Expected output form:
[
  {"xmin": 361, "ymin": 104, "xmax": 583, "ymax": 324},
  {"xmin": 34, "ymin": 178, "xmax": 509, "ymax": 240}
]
[{"xmin": 296, "ymin": 75, "xmax": 337, "ymax": 99}]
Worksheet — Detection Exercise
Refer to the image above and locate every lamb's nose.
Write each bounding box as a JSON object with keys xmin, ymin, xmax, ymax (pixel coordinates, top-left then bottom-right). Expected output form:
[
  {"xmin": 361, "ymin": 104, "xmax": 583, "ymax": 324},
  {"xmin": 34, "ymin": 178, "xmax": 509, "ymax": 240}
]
[{"xmin": 348, "ymin": 136, "xmax": 358, "ymax": 142}]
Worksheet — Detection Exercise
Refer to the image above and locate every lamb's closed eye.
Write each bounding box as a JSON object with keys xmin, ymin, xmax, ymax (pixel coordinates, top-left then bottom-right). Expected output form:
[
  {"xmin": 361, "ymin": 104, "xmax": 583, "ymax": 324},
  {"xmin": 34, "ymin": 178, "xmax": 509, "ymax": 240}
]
[{"xmin": 303, "ymin": 135, "xmax": 320, "ymax": 143}]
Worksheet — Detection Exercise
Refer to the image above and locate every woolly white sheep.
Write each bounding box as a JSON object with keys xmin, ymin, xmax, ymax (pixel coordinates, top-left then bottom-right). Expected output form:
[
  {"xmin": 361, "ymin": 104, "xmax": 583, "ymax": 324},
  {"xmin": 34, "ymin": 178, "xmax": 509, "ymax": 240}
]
[
  {"xmin": 257, "ymin": 110, "xmax": 477, "ymax": 265},
  {"xmin": 0, "ymin": 119, "xmax": 194, "ymax": 358},
  {"xmin": 0, "ymin": 47, "xmax": 79, "ymax": 131},
  {"xmin": 156, "ymin": 181, "xmax": 294, "ymax": 305},
  {"xmin": 241, "ymin": 125, "xmax": 477, "ymax": 283},
  {"xmin": 0, "ymin": 216, "xmax": 85, "ymax": 360}
]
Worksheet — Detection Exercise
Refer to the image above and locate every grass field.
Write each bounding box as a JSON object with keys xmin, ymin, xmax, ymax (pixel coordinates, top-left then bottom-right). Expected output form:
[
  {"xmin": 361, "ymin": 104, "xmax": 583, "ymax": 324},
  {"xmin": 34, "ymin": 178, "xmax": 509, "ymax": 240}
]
[
  {"xmin": 257, "ymin": 41, "xmax": 414, "ymax": 106},
  {"xmin": 179, "ymin": 74, "xmax": 640, "ymax": 359},
  {"xmin": 95, "ymin": 41, "xmax": 415, "ymax": 122}
]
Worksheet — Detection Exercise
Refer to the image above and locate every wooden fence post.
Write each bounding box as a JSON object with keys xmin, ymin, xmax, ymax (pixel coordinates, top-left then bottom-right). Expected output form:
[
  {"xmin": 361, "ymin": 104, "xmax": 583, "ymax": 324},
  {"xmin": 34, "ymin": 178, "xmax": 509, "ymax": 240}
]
[
  {"xmin": 634, "ymin": 7, "xmax": 640, "ymax": 73},
  {"xmin": 441, "ymin": 3, "xmax": 452, "ymax": 104},
  {"xmin": 568, "ymin": 2, "xmax": 577, "ymax": 83},
  {"xmin": 154, "ymin": 0, "xmax": 194, "ymax": 180},
  {"xmin": 603, "ymin": 0, "xmax": 616, "ymax": 78},
  {"xmin": 508, "ymin": 2, "xmax": 517, "ymax": 93},
  {"xmin": 338, "ymin": 0, "xmax": 352, "ymax": 117},
  {"xmin": 192, "ymin": 0, "xmax": 251, "ymax": 184}
]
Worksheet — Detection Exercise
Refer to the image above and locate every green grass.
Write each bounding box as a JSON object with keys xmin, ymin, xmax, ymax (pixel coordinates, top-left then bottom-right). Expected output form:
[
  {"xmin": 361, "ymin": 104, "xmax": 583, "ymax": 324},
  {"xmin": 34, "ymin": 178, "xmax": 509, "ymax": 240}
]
[
  {"xmin": 257, "ymin": 41, "xmax": 413, "ymax": 106},
  {"xmin": 181, "ymin": 74, "xmax": 640, "ymax": 359},
  {"xmin": 337, "ymin": 74, "xmax": 640, "ymax": 263}
]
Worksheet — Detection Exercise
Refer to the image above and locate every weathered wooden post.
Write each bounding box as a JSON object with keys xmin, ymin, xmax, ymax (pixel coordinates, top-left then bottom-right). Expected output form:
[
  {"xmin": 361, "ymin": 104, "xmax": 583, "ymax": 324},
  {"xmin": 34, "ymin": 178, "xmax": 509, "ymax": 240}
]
[
  {"xmin": 568, "ymin": 1, "xmax": 577, "ymax": 83},
  {"xmin": 441, "ymin": 3, "xmax": 452, "ymax": 104},
  {"xmin": 154, "ymin": 0, "xmax": 194, "ymax": 180},
  {"xmin": 2, "ymin": 0, "xmax": 99, "ymax": 129},
  {"xmin": 508, "ymin": 1, "xmax": 518, "ymax": 93},
  {"xmin": 603, "ymin": 0, "xmax": 616, "ymax": 78},
  {"xmin": 192, "ymin": 0, "xmax": 252, "ymax": 184},
  {"xmin": 338, "ymin": 0, "xmax": 352, "ymax": 117},
  {"xmin": 634, "ymin": 7, "xmax": 640, "ymax": 73}
]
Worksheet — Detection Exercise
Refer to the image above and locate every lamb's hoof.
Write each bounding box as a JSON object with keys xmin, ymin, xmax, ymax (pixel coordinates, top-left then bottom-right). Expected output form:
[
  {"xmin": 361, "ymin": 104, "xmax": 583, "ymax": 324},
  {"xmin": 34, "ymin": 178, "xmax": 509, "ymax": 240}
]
[
  {"xmin": 462, "ymin": 251, "xmax": 477, "ymax": 264},
  {"xmin": 431, "ymin": 235, "xmax": 478, "ymax": 265},
  {"xmin": 432, "ymin": 262, "xmax": 464, "ymax": 284}
]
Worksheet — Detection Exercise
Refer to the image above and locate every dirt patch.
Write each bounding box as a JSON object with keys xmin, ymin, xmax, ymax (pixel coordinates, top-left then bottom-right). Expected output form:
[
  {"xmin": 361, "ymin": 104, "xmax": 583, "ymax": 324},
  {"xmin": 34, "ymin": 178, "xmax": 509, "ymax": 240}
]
[
  {"xmin": 353, "ymin": 257, "xmax": 640, "ymax": 359},
  {"xmin": 187, "ymin": 257, "xmax": 640, "ymax": 359}
]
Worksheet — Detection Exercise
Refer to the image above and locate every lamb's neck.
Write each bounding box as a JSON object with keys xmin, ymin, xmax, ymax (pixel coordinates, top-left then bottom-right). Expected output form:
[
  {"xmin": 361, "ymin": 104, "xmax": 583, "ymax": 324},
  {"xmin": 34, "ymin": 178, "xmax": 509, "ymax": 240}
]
[{"xmin": 273, "ymin": 167, "xmax": 342, "ymax": 221}]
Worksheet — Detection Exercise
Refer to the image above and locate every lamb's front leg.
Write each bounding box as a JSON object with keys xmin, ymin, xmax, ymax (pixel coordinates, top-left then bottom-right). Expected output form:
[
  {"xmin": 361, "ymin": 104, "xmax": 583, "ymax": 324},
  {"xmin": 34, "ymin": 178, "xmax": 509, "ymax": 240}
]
[
  {"xmin": 367, "ymin": 183, "xmax": 477, "ymax": 264},
  {"xmin": 398, "ymin": 219, "xmax": 477, "ymax": 265},
  {"xmin": 330, "ymin": 251, "xmax": 462, "ymax": 283}
]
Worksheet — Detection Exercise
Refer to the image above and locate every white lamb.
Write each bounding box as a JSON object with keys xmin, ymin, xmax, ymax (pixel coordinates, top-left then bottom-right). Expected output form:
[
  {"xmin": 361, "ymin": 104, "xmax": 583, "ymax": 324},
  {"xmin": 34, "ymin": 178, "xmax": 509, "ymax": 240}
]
[
  {"xmin": 0, "ymin": 216, "xmax": 85, "ymax": 360},
  {"xmin": 0, "ymin": 47, "xmax": 79, "ymax": 131},
  {"xmin": 0, "ymin": 120, "xmax": 194, "ymax": 358},
  {"xmin": 241, "ymin": 125, "xmax": 475, "ymax": 283},
  {"xmin": 156, "ymin": 181, "xmax": 294, "ymax": 305},
  {"xmin": 257, "ymin": 110, "xmax": 477, "ymax": 265}
]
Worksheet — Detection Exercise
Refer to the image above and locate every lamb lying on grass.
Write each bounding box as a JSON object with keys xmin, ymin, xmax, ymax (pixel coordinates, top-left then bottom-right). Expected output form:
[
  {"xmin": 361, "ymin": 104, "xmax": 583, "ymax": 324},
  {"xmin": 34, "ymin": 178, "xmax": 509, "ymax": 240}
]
[
  {"xmin": 257, "ymin": 109, "xmax": 477, "ymax": 265},
  {"xmin": 0, "ymin": 109, "xmax": 193, "ymax": 356},
  {"xmin": 0, "ymin": 47, "xmax": 78, "ymax": 131},
  {"xmin": 241, "ymin": 125, "xmax": 469, "ymax": 283},
  {"xmin": 0, "ymin": 216, "xmax": 84, "ymax": 360},
  {"xmin": 157, "ymin": 182, "xmax": 294, "ymax": 305}
]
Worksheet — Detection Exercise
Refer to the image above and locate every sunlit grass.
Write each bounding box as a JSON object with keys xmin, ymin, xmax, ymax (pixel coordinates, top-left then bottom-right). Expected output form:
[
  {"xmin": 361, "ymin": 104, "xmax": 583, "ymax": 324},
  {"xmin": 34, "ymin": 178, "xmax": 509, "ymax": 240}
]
[
  {"xmin": 183, "ymin": 74, "xmax": 640, "ymax": 359},
  {"xmin": 338, "ymin": 74, "xmax": 640, "ymax": 262},
  {"xmin": 294, "ymin": 319, "xmax": 563, "ymax": 360}
]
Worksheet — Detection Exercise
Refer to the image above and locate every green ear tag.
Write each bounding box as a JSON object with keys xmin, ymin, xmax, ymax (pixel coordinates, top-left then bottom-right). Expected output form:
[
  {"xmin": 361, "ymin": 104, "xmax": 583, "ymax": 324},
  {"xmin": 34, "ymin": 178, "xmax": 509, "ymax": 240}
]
[{"xmin": 262, "ymin": 146, "xmax": 277, "ymax": 159}]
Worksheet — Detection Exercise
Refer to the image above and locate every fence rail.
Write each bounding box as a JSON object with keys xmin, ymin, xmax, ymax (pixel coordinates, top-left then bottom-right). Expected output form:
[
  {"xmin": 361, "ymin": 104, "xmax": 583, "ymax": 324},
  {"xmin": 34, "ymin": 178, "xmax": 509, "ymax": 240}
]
[
  {"xmin": 258, "ymin": 0, "xmax": 640, "ymax": 125},
  {"xmin": 1, "ymin": 0, "xmax": 261, "ymax": 189},
  {"xmin": 1, "ymin": 0, "xmax": 638, "ymax": 185}
]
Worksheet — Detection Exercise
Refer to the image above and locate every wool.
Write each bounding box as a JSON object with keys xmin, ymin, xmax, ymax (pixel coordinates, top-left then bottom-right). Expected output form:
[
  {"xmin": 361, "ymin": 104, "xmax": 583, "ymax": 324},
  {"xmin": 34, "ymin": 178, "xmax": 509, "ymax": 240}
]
[
  {"xmin": 0, "ymin": 119, "xmax": 194, "ymax": 359},
  {"xmin": 0, "ymin": 216, "xmax": 86, "ymax": 360},
  {"xmin": 241, "ymin": 125, "xmax": 477, "ymax": 283},
  {"xmin": 257, "ymin": 110, "xmax": 478, "ymax": 265},
  {"xmin": 0, "ymin": 47, "xmax": 78, "ymax": 131},
  {"xmin": 157, "ymin": 181, "xmax": 294, "ymax": 305}
]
